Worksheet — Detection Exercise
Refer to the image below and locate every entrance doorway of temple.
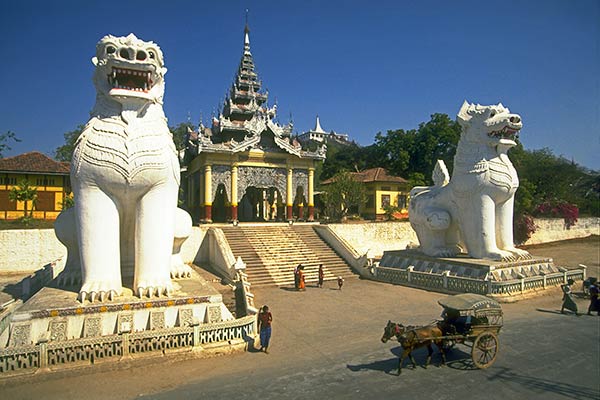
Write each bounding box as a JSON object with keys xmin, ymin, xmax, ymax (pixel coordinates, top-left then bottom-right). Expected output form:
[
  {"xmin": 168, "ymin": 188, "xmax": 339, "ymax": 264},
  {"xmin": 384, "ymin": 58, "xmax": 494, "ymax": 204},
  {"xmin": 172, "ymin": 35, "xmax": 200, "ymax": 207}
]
[
  {"xmin": 212, "ymin": 183, "xmax": 230, "ymax": 223},
  {"xmin": 293, "ymin": 186, "xmax": 307, "ymax": 221},
  {"xmin": 239, "ymin": 186, "xmax": 283, "ymax": 222}
]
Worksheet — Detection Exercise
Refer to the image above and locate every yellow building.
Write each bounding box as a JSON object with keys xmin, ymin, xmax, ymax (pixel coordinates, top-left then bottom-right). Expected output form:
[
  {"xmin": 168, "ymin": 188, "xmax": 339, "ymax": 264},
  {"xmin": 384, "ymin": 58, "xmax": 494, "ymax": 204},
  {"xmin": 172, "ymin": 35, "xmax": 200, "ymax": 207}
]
[
  {"xmin": 0, "ymin": 152, "xmax": 71, "ymax": 220},
  {"xmin": 321, "ymin": 168, "xmax": 411, "ymax": 221}
]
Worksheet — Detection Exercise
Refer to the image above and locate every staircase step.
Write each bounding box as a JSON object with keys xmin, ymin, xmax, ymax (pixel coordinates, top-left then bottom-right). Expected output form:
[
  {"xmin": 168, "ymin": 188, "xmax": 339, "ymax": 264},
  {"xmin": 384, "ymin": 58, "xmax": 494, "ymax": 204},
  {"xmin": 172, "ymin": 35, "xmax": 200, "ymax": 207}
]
[{"xmin": 219, "ymin": 224, "xmax": 356, "ymax": 287}]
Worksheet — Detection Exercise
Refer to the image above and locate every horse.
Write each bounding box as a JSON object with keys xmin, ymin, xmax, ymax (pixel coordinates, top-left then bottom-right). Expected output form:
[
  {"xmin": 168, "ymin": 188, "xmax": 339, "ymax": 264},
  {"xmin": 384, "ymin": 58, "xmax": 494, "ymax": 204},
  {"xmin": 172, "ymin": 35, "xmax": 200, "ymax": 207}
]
[{"xmin": 381, "ymin": 320, "xmax": 446, "ymax": 375}]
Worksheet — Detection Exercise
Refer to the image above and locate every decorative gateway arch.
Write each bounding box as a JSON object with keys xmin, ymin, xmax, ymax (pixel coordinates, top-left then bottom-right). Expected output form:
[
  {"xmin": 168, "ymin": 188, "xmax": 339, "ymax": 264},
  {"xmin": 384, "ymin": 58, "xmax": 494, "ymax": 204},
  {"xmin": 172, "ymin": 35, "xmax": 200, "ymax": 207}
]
[{"xmin": 182, "ymin": 23, "xmax": 325, "ymax": 223}]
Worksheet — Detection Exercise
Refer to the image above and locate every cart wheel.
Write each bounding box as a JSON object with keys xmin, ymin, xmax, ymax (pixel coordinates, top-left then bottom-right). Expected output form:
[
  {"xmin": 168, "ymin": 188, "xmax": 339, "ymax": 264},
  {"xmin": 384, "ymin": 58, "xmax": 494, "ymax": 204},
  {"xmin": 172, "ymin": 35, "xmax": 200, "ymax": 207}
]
[{"xmin": 471, "ymin": 332, "xmax": 499, "ymax": 369}]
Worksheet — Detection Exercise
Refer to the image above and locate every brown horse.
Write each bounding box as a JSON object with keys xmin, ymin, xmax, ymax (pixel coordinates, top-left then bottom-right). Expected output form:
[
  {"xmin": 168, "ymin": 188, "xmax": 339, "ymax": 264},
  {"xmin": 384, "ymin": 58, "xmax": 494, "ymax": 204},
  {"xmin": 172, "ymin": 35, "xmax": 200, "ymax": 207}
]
[{"xmin": 381, "ymin": 320, "xmax": 446, "ymax": 375}]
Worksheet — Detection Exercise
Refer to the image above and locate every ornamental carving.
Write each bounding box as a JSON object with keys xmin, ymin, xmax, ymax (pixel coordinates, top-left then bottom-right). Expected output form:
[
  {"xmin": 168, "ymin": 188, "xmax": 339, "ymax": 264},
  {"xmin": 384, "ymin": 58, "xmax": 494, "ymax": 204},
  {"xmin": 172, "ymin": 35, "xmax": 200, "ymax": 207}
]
[
  {"xmin": 237, "ymin": 166, "xmax": 287, "ymax": 202},
  {"xmin": 293, "ymin": 169, "xmax": 308, "ymax": 197},
  {"xmin": 211, "ymin": 165, "xmax": 232, "ymax": 202}
]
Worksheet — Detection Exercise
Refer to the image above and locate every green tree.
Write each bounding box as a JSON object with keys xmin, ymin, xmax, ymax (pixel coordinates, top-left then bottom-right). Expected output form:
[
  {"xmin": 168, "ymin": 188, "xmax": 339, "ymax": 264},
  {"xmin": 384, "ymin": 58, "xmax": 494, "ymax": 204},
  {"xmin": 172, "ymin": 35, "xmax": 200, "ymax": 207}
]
[
  {"xmin": 170, "ymin": 122, "xmax": 193, "ymax": 151},
  {"xmin": 9, "ymin": 179, "xmax": 38, "ymax": 221},
  {"xmin": 0, "ymin": 131, "xmax": 21, "ymax": 158},
  {"xmin": 321, "ymin": 171, "xmax": 366, "ymax": 222},
  {"xmin": 54, "ymin": 124, "xmax": 85, "ymax": 162},
  {"xmin": 373, "ymin": 113, "xmax": 461, "ymax": 182}
]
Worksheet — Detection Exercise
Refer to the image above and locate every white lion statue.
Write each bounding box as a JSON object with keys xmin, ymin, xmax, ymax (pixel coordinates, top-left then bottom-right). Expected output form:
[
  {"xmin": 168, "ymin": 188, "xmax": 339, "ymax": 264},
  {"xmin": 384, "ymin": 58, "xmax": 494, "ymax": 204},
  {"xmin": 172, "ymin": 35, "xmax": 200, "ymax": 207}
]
[
  {"xmin": 65, "ymin": 34, "xmax": 185, "ymax": 302},
  {"xmin": 408, "ymin": 101, "xmax": 531, "ymax": 261}
]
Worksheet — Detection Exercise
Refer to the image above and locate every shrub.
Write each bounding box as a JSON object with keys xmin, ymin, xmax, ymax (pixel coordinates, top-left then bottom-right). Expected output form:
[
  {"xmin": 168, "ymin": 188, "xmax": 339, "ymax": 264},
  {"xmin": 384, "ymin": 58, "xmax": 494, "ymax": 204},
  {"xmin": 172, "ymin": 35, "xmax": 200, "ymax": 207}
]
[
  {"xmin": 514, "ymin": 214, "xmax": 537, "ymax": 245},
  {"xmin": 534, "ymin": 200, "xmax": 579, "ymax": 229}
]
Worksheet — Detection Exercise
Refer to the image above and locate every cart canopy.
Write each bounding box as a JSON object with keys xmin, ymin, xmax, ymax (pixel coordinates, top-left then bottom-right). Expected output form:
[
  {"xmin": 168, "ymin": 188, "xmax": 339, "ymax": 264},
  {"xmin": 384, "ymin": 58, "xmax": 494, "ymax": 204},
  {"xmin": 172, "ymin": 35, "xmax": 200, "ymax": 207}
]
[{"xmin": 438, "ymin": 293, "xmax": 502, "ymax": 316}]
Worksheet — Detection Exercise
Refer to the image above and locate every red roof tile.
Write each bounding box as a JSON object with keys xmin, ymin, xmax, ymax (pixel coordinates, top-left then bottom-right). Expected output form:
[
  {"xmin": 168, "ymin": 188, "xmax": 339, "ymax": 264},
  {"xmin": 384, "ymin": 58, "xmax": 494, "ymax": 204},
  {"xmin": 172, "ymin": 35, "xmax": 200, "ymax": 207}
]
[
  {"xmin": 321, "ymin": 167, "xmax": 408, "ymax": 185},
  {"xmin": 0, "ymin": 152, "xmax": 70, "ymax": 174}
]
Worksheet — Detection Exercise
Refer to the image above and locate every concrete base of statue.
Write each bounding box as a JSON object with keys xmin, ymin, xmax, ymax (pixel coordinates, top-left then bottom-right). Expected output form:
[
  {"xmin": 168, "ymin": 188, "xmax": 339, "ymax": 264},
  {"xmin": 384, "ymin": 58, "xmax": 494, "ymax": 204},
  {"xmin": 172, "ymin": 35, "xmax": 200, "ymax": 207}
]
[
  {"xmin": 1, "ymin": 268, "xmax": 234, "ymax": 348},
  {"xmin": 375, "ymin": 249, "xmax": 586, "ymax": 300}
]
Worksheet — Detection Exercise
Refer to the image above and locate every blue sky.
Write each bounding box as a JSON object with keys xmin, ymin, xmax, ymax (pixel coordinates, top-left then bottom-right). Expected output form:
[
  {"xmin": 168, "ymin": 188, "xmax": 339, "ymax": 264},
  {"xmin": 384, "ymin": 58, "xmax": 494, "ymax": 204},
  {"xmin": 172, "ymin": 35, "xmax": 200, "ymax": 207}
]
[{"xmin": 1, "ymin": 0, "xmax": 598, "ymax": 170}]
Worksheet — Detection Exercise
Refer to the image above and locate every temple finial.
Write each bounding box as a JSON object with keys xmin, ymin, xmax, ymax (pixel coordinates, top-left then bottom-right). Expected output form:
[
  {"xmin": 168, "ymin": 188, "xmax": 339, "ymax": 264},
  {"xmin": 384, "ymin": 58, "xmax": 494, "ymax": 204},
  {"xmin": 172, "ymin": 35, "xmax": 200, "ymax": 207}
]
[{"xmin": 244, "ymin": 9, "xmax": 250, "ymax": 46}]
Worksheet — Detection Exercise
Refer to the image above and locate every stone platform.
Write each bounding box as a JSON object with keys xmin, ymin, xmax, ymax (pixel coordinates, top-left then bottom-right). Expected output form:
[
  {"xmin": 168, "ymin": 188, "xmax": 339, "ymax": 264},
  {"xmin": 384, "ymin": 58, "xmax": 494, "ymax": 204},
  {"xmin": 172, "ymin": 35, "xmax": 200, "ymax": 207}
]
[
  {"xmin": 375, "ymin": 249, "xmax": 586, "ymax": 300},
  {"xmin": 1, "ymin": 270, "xmax": 233, "ymax": 348}
]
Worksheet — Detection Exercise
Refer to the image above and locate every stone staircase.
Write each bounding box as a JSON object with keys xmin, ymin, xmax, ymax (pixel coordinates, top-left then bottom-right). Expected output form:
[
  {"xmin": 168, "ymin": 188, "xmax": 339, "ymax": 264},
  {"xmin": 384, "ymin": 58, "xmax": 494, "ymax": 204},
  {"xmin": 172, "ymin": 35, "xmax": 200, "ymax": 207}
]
[{"xmin": 220, "ymin": 224, "xmax": 355, "ymax": 287}]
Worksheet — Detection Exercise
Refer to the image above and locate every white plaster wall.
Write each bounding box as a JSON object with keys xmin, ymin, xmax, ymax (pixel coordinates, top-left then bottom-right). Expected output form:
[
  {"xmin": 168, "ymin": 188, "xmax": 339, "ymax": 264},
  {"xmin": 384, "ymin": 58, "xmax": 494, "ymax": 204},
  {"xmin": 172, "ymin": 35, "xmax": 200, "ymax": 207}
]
[
  {"xmin": 327, "ymin": 221, "xmax": 419, "ymax": 259},
  {"xmin": 1, "ymin": 218, "xmax": 597, "ymax": 273},
  {"xmin": 0, "ymin": 229, "xmax": 66, "ymax": 273},
  {"xmin": 0, "ymin": 226, "xmax": 209, "ymax": 273},
  {"xmin": 327, "ymin": 217, "xmax": 599, "ymax": 259},
  {"xmin": 524, "ymin": 217, "xmax": 599, "ymax": 245}
]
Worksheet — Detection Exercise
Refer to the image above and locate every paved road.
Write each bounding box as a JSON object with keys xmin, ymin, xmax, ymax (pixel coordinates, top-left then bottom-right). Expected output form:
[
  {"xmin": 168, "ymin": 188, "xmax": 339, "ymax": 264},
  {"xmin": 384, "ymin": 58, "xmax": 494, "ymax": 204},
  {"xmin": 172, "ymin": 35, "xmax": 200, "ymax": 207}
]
[{"xmin": 1, "ymin": 277, "xmax": 598, "ymax": 400}]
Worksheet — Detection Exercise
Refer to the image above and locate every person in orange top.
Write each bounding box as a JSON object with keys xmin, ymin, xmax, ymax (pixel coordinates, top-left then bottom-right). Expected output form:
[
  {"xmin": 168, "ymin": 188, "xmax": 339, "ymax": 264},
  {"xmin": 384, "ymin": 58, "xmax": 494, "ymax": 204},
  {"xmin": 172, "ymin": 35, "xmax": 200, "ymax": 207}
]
[{"xmin": 298, "ymin": 266, "xmax": 306, "ymax": 291}]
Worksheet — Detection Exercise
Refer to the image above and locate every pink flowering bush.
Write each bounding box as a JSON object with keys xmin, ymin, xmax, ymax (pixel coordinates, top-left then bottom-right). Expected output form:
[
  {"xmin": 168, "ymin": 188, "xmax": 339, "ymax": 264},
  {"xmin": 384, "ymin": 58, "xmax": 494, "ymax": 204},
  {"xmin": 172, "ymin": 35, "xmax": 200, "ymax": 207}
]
[
  {"xmin": 534, "ymin": 200, "xmax": 579, "ymax": 229},
  {"xmin": 514, "ymin": 214, "xmax": 538, "ymax": 245}
]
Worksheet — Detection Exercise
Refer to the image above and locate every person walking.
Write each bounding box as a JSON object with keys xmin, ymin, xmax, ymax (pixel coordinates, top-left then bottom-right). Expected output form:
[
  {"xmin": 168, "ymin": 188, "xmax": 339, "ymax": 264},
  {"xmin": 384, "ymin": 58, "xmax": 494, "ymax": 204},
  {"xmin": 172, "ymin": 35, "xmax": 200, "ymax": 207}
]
[
  {"xmin": 258, "ymin": 305, "xmax": 273, "ymax": 353},
  {"xmin": 318, "ymin": 264, "xmax": 324, "ymax": 288},
  {"xmin": 298, "ymin": 265, "xmax": 306, "ymax": 291},
  {"xmin": 587, "ymin": 277, "xmax": 599, "ymax": 316},
  {"xmin": 294, "ymin": 264, "xmax": 301, "ymax": 290},
  {"xmin": 561, "ymin": 279, "xmax": 579, "ymax": 315},
  {"xmin": 337, "ymin": 276, "xmax": 344, "ymax": 291}
]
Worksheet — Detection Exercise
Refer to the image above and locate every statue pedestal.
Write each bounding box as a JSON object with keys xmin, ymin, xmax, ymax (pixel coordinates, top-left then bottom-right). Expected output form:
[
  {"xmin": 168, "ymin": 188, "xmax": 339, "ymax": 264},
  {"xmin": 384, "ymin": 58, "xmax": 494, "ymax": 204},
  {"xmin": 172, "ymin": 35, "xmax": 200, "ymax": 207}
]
[
  {"xmin": 375, "ymin": 249, "xmax": 585, "ymax": 300},
  {"xmin": 2, "ymin": 269, "xmax": 233, "ymax": 348}
]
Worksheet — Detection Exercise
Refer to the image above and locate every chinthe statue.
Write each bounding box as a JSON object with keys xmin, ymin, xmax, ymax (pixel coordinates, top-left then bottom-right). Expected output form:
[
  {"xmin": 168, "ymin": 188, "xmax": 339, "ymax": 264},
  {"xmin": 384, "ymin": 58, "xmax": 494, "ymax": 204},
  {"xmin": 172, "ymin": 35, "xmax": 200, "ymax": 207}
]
[
  {"xmin": 67, "ymin": 34, "xmax": 182, "ymax": 302},
  {"xmin": 409, "ymin": 101, "xmax": 531, "ymax": 262}
]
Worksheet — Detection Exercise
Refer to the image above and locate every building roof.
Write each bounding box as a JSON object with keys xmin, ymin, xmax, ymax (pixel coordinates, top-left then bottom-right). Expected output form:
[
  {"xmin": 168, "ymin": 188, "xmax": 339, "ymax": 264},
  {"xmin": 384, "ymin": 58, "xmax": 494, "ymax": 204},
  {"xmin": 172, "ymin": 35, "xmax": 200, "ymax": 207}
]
[
  {"xmin": 321, "ymin": 168, "xmax": 408, "ymax": 185},
  {"xmin": 0, "ymin": 152, "xmax": 70, "ymax": 175}
]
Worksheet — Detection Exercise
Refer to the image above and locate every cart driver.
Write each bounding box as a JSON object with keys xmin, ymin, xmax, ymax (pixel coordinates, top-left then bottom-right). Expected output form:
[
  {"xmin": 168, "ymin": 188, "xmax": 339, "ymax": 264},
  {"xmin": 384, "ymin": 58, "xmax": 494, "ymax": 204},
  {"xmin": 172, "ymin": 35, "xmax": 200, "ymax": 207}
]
[{"xmin": 441, "ymin": 309, "xmax": 472, "ymax": 334}]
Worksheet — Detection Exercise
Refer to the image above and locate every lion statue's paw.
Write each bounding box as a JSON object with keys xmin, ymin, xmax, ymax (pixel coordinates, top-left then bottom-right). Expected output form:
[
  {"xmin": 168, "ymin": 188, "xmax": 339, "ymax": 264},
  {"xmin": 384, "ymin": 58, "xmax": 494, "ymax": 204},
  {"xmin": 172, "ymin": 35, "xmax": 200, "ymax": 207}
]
[
  {"xmin": 170, "ymin": 263, "xmax": 193, "ymax": 279},
  {"xmin": 79, "ymin": 281, "xmax": 123, "ymax": 303},
  {"xmin": 136, "ymin": 280, "xmax": 174, "ymax": 298},
  {"xmin": 431, "ymin": 246, "xmax": 461, "ymax": 258},
  {"xmin": 505, "ymin": 247, "xmax": 532, "ymax": 260}
]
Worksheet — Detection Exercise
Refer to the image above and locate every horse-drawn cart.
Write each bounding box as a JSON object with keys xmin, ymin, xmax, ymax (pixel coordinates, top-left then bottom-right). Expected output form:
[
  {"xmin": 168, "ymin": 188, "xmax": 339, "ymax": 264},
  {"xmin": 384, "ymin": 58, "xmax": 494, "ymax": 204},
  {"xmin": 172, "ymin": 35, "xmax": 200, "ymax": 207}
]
[
  {"xmin": 382, "ymin": 293, "xmax": 503, "ymax": 374},
  {"xmin": 438, "ymin": 293, "xmax": 503, "ymax": 369}
]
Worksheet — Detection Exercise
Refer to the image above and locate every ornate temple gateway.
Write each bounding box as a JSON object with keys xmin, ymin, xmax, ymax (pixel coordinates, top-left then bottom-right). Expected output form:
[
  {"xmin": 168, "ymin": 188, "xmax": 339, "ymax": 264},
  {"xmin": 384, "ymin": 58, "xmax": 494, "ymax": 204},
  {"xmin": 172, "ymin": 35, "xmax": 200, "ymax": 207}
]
[{"xmin": 184, "ymin": 24, "xmax": 326, "ymax": 223}]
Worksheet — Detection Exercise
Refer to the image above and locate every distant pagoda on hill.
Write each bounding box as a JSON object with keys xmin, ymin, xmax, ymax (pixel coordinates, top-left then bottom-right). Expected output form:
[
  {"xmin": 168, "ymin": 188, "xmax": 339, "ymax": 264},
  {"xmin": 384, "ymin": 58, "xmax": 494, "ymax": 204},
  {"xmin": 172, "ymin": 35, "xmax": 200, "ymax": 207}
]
[{"xmin": 184, "ymin": 22, "xmax": 326, "ymax": 223}]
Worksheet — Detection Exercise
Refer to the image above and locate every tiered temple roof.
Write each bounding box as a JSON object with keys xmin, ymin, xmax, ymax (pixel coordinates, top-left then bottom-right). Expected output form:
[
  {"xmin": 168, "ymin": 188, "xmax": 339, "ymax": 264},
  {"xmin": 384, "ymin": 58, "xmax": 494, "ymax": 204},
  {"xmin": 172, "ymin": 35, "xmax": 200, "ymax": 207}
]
[{"xmin": 186, "ymin": 24, "xmax": 326, "ymax": 160}]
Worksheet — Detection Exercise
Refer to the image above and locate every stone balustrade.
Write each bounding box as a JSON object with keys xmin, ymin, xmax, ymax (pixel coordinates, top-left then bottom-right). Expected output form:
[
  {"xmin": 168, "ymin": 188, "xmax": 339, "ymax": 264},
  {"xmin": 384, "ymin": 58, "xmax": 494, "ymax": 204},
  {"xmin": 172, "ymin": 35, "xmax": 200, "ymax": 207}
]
[
  {"xmin": 0, "ymin": 314, "xmax": 256, "ymax": 376},
  {"xmin": 373, "ymin": 265, "xmax": 585, "ymax": 299}
]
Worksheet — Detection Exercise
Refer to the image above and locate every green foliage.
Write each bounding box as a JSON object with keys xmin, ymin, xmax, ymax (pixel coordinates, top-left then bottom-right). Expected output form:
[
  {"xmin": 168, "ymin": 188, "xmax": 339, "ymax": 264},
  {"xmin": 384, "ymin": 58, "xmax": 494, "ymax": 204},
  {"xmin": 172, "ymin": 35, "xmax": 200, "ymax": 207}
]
[
  {"xmin": 62, "ymin": 193, "xmax": 75, "ymax": 210},
  {"xmin": 54, "ymin": 124, "xmax": 85, "ymax": 162},
  {"xmin": 408, "ymin": 172, "xmax": 426, "ymax": 188},
  {"xmin": 514, "ymin": 214, "xmax": 537, "ymax": 245},
  {"xmin": 0, "ymin": 130, "xmax": 21, "ymax": 158},
  {"xmin": 510, "ymin": 143, "xmax": 599, "ymax": 217},
  {"xmin": 169, "ymin": 122, "xmax": 193, "ymax": 151},
  {"xmin": 373, "ymin": 113, "xmax": 461, "ymax": 182},
  {"xmin": 8, "ymin": 179, "xmax": 38, "ymax": 220},
  {"xmin": 319, "ymin": 141, "xmax": 379, "ymax": 181},
  {"xmin": 321, "ymin": 171, "xmax": 366, "ymax": 222},
  {"xmin": 382, "ymin": 204, "xmax": 402, "ymax": 221}
]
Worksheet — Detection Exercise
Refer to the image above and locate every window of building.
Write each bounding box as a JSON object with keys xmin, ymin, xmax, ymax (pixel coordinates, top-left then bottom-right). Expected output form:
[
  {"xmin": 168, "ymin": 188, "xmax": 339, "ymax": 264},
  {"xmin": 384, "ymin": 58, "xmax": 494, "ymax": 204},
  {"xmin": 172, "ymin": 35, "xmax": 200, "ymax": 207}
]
[
  {"xmin": 381, "ymin": 194, "xmax": 391, "ymax": 208},
  {"xmin": 397, "ymin": 194, "xmax": 408, "ymax": 209},
  {"xmin": 35, "ymin": 192, "xmax": 56, "ymax": 211},
  {"xmin": 2, "ymin": 177, "xmax": 17, "ymax": 185},
  {"xmin": 0, "ymin": 190, "xmax": 17, "ymax": 210}
]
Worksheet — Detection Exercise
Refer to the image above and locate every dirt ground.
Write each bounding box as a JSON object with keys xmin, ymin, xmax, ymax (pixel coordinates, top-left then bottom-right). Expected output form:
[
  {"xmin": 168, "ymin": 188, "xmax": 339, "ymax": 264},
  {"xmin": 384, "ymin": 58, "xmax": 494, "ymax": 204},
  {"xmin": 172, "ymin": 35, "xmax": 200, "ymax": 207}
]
[{"xmin": 521, "ymin": 235, "xmax": 599, "ymax": 278}]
